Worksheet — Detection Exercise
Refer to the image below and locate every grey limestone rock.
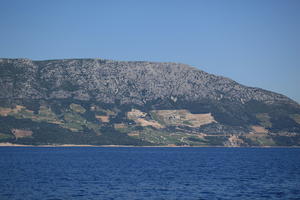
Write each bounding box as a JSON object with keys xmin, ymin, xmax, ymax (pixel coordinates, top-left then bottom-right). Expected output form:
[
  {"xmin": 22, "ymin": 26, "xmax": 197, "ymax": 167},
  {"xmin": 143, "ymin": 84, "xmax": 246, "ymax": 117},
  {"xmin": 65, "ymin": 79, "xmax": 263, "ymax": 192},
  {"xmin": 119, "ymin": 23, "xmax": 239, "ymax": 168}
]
[{"xmin": 0, "ymin": 58, "xmax": 298, "ymax": 108}]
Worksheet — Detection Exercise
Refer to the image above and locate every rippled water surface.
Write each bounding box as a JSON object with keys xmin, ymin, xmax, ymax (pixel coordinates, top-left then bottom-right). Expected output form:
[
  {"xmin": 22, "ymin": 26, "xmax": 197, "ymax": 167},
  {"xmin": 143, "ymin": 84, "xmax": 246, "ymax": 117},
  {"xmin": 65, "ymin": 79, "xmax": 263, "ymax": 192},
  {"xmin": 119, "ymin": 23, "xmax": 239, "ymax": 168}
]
[{"xmin": 0, "ymin": 147, "xmax": 299, "ymax": 200}]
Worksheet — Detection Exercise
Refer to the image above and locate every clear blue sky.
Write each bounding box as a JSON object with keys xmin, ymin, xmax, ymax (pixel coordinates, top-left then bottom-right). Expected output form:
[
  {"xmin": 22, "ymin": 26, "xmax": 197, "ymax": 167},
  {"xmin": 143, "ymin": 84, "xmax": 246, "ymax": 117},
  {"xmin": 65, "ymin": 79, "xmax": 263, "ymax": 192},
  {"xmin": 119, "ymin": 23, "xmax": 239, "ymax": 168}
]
[{"xmin": 0, "ymin": 0, "xmax": 299, "ymax": 103}]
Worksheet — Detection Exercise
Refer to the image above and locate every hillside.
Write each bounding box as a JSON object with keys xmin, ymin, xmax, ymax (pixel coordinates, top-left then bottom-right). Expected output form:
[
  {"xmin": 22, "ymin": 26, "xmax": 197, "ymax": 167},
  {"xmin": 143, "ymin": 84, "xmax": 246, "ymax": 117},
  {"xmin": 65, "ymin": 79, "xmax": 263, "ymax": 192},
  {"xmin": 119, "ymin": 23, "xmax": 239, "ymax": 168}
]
[{"xmin": 0, "ymin": 58, "xmax": 300, "ymax": 146}]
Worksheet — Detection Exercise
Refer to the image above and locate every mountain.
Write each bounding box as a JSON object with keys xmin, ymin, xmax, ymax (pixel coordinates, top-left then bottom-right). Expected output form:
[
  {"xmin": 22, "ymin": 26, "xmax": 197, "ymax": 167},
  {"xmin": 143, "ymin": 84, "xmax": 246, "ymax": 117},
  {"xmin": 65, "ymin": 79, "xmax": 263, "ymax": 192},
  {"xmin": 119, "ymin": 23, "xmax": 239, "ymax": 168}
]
[{"xmin": 0, "ymin": 58, "xmax": 300, "ymax": 146}]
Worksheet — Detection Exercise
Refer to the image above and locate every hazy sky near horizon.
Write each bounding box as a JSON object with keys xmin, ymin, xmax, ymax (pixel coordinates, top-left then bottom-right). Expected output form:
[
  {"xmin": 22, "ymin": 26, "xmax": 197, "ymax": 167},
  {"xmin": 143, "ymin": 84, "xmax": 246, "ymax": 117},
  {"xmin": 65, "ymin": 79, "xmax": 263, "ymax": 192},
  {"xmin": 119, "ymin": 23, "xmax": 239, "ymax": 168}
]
[{"xmin": 0, "ymin": 0, "xmax": 299, "ymax": 102}]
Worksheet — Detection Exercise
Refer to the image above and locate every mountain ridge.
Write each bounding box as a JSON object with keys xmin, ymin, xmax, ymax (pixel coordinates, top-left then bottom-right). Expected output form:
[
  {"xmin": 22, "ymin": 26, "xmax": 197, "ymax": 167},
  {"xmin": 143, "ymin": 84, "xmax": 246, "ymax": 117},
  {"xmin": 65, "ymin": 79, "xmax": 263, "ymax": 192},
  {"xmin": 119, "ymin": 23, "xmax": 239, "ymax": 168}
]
[
  {"xmin": 1, "ymin": 58, "xmax": 297, "ymax": 104},
  {"xmin": 0, "ymin": 58, "xmax": 299, "ymax": 146}
]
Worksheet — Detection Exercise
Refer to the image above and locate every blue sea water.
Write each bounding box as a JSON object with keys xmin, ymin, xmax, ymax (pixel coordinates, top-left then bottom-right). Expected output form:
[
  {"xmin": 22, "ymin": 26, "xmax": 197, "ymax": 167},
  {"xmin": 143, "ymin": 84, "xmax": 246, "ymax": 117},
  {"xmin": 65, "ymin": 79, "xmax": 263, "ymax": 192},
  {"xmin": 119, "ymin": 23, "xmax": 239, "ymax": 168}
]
[{"xmin": 0, "ymin": 147, "xmax": 299, "ymax": 200}]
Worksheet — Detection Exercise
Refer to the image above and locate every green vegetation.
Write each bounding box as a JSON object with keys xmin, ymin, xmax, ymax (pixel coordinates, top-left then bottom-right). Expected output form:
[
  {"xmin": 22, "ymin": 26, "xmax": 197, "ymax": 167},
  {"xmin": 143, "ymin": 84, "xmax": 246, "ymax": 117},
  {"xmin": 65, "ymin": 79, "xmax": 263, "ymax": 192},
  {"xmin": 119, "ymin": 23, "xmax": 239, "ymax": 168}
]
[
  {"xmin": 9, "ymin": 106, "xmax": 61, "ymax": 125},
  {"xmin": 61, "ymin": 110, "xmax": 101, "ymax": 133},
  {"xmin": 70, "ymin": 103, "xmax": 86, "ymax": 113},
  {"xmin": 62, "ymin": 112, "xmax": 86, "ymax": 131},
  {"xmin": 149, "ymin": 111, "xmax": 166, "ymax": 125},
  {"xmin": 256, "ymin": 136, "xmax": 275, "ymax": 146},
  {"xmin": 0, "ymin": 116, "xmax": 151, "ymax": 146},
  {"xmin": 135, "ymin": 127, "xmax": 181, "ymax": 145},
  {"xmin": 114, "ymin": 124, "xmax": 135, "ymax": 134},
  {"xmin": 0, "ymin": 133, "xmax": 14, "ymax": 140},
  {"xmin": 3, "ymin": 104, "xmax": 101, "ymax": 133},
  {"xmin": 290, "ymin": 114, "xmax": 300, "ymax": 124},
  {"xmin": 183, "ymin": 120, "xmax": 193, "ymax": 126},
  {"xmin": 203, "ymin": 136, "xmax": 227, "ymax": 146},
  {"xmin": 256, "ymin": 113, "xmax": 272, "ymax": 128},
  {"xmin": 130, "ymin": 127, "xmax": 209, "ymax": 146},
  {"xmin": 37, "ymin": 106, "xmax": 60, "ymax": 123},
  {"xmin": 0, "ymin": 100, "xmax": 299, "ymax": 146},
  {"xmin": 244, "ymin": 135, "xmax": 275, "ymax": 146},
  {"xmin": 272, "ymin": 135, "xmax": 300, "ymax": 146}
]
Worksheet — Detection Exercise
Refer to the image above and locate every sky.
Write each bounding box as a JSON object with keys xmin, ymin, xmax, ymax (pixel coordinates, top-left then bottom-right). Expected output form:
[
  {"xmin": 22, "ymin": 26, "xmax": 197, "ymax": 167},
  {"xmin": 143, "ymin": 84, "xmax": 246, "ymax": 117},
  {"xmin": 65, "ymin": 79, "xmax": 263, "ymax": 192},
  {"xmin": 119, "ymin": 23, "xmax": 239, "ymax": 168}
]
[{"xmin": 0, "ymin": 0, "xmax": 299, "ymax": 103}]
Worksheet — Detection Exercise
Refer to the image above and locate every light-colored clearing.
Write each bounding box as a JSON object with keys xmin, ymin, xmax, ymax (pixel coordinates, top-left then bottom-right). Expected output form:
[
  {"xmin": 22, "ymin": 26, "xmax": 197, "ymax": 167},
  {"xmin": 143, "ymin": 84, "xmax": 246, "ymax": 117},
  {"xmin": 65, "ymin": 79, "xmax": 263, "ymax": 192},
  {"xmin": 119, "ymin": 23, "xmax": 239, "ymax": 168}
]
[
  {"xmin": 128, "ymin": 131, "xmax": 140, "ymax": 137},
  {"xmin": 251, "ymin": 126, "xmax": 268, "ymax": 134},
  {"xmin": 96, "ymin": 115, "xmax": 110, "ymax": 123},
  {"xmin": 0, "ymin": 108, "xmax": 12, "ymax": 116},
  {"xmin": 135, "ymin": 118, "xmax": 164, "ymax": 128},
  {"xmin": 11, "ymin": 129, "xmax": 33, "ymax": 139},
  {"xmin": 225, "ymin": 135, "xmax": 244, "ymax": 147},
  {"xmin": 127, "ymin": 109, "xmax": 164, "ymax": 128},
  {"xmin": 114, "ymin": 123, "xmax": 126, "ymax": 129},
  {"xmin": 186, "ymin": 113, "xmax": 216, "ymax": 127},
  {"xmin": 127, "ymin": 109, "xmax": 147, "ymax": 119},
  {"xmin": 0, "ymin": 105, "xmax": 29, "ymax": 116},
  {"xmin": 152, "ymin": 109, "xmax": 216, "ymax": 127},
  {"xmin": 0, "ymin": 142, "xmax": 29, "ymax": 146}
]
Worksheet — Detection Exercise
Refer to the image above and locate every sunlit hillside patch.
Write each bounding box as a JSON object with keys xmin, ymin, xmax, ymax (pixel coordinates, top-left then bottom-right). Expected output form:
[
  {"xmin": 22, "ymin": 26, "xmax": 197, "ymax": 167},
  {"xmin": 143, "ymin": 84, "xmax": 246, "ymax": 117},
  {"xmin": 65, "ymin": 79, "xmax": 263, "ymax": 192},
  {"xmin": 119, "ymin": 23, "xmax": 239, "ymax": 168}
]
[
  {"xmin": 95, "ymin": 115, "xmax": 110, "ymax": 123},
  {"xmin": 149, "ymin": 109, "xmax": 216, "ymax": 128},
  {"xmin": 251, "ymin": 125, "xmax": 268, "ymax": 134},
  {"xmin": 127, "ymin": 109, "xmax": 164, "ymax": 128}
]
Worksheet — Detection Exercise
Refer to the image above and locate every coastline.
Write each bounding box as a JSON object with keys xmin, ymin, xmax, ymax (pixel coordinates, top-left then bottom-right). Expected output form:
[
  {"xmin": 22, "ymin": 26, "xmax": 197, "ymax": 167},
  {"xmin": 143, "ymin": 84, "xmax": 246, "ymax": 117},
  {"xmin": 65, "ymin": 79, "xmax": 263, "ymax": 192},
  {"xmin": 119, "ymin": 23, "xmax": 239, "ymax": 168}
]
[{"xmin": 0, "ymin": 142, "xmax": 299, "ymax": 148}]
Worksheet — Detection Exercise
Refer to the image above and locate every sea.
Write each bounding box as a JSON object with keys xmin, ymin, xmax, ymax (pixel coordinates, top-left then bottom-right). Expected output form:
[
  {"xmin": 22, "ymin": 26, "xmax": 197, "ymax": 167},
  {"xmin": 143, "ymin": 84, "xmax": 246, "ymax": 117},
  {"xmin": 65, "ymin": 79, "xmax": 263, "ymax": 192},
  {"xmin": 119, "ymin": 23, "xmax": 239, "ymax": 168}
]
[{"xmin": 0, "ymin": 147, "xmax": 299, "ymax": 200}]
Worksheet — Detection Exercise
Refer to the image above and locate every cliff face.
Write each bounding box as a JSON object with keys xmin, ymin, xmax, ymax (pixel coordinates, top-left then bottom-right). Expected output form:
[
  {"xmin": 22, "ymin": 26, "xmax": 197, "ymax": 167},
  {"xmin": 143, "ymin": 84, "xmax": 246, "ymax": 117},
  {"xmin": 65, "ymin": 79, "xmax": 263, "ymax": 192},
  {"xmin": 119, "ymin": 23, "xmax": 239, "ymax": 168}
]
[{"xmin": 0, "ymin": 58, "xmax": 300, "ymax": 146}]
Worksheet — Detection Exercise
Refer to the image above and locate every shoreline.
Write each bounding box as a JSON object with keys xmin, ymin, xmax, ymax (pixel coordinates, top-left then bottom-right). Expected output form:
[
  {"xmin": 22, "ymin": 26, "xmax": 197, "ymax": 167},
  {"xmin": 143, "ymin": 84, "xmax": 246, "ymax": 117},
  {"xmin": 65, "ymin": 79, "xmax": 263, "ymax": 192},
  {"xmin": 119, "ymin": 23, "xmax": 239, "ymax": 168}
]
[{"xmin": 0, "ymin": 142, "xmax": 299, "ymax": 148}]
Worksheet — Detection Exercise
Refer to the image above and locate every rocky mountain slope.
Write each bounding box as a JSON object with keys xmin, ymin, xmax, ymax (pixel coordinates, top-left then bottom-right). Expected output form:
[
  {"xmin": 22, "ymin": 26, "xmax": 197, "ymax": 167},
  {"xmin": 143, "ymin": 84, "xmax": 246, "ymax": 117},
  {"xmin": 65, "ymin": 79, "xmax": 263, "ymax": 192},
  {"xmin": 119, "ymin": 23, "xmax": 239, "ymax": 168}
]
[{"xmin": 0, "ymin": 58, "xmax": 300, "ymax": 146}]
